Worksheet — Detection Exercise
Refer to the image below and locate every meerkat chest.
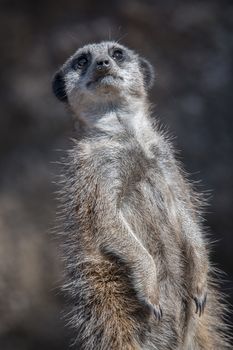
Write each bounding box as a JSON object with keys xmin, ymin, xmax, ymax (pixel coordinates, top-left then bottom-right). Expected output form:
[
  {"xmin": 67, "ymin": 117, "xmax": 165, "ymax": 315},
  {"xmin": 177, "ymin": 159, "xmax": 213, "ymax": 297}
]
[{"xmin": 120, "ymin": 139, "xmax": 180, "ymax": 228}]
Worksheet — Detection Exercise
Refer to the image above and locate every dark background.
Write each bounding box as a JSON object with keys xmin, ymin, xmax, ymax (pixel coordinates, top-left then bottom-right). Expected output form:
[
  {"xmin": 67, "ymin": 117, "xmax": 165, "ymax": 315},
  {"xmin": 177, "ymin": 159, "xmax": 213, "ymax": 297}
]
[{"xmin": 0, "ymin": 0, "xmax": 232, "ymax": 349}]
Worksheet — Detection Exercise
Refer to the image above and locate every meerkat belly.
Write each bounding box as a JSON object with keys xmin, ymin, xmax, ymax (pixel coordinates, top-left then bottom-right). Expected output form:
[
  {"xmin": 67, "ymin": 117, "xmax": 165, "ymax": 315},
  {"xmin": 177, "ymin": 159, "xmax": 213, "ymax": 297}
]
[{"xmin": 121, "ymin": 165, "xmax": 185, "ymax": 291}]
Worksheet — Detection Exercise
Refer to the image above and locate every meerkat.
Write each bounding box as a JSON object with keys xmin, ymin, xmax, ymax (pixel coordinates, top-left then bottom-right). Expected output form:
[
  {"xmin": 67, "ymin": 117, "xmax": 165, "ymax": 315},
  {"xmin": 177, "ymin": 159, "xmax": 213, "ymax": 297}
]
[{"xmin": 52, "ymin": 41, "xmax": 230, "ymax": 350}]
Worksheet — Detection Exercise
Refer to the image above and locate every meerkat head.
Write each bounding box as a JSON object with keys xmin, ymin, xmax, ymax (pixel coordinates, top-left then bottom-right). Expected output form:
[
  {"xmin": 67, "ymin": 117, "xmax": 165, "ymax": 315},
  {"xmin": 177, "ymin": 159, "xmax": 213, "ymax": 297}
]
[{"xmin": 52, "ymin": 41, "xmax": 154, "ymax": 117}]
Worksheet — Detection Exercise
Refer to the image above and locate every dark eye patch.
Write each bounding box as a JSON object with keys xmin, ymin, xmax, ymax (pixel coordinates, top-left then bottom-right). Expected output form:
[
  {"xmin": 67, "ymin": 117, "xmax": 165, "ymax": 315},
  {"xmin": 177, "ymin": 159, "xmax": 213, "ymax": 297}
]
[
  {"xmin": 110, "ymin": 47, "xmax": 125, "ymax": 62},
  {"xmin": 52, "ymin": 72, "xmax": 67, "ymax": 102},
  {"xmin": 72, "ymin": 53, "xmax": 91, "ymax": 71}
]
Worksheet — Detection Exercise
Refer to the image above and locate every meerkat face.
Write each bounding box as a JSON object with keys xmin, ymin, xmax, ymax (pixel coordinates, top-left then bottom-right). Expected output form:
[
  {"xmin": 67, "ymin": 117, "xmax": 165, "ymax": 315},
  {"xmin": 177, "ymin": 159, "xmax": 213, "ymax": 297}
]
[{"xmin": 52, "ymin": 41, "xmax": 154, "ymax": 113}]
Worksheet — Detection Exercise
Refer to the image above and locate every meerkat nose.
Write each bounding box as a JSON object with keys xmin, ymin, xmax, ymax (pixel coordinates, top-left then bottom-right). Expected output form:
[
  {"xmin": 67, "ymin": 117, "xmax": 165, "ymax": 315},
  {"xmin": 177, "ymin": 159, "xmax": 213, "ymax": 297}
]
[{"xmin": 96, "ymin": 58, "xmax": 111, "ymax": 71}]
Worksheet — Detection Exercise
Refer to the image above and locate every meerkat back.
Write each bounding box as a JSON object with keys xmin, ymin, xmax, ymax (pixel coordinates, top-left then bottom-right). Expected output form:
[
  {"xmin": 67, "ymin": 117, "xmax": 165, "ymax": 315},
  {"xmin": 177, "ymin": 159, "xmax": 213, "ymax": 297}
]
[{"xmin": 52, "ymin": 41, "xmax": 231, "ymax": 350}]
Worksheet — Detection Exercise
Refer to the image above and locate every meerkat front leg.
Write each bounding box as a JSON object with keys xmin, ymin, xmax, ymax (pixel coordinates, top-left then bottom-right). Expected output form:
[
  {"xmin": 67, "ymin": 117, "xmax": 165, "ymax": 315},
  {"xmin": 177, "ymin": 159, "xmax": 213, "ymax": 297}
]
[
  {"xmin": 182, "ymin": 215, "xmax": 208, "ymax": 316},
  {"xmin": 99, "ymin": 227, "xmax": 162, "ymax": 321},
  {"xmin": 119, "ymin": 209, "xmax": 162, "ymax": 320},
  {"xmin": 187, "ymin": 242, "xmax": 208, "ymax": 316},
  {"xmin": 97, "ymin": 205, "xmax": 162, "ymax": 320}
]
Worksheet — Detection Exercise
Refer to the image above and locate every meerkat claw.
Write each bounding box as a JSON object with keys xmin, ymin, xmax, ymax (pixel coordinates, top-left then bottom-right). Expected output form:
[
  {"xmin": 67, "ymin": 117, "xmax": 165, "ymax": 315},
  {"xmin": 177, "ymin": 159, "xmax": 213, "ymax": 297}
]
[
  {"xmin": 143, "ymin": 300, "xmax": 162, "ymax": 321},
  {"xmin": 194, "ymin": 293, "xmax": 207, "ymax": 317},
  {"xmin": 153, "ymin": 304, "xmax": 163, "ymax": 321}
]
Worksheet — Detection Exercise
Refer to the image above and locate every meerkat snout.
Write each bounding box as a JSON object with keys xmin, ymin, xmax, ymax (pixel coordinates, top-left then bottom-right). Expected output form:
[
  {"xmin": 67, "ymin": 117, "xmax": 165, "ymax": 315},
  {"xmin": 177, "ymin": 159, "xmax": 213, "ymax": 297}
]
[{"xmin": 86, "ymin": 54, "xmax": 118, "ymax": 89}]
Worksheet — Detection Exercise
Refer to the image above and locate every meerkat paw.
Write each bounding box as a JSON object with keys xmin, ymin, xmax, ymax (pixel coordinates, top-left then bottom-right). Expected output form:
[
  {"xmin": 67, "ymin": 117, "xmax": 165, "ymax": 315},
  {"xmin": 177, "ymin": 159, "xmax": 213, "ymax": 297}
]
[
  {"xmin": 193, "ymin": 293, "xmax": 207, "ymax": 317},
  {"xmin": 193, "ymin": 290, "xmax": 207, "ymax": 317},
  {"xmin": 147, "ymin": 289, "xmax": 163, "ymax": 321},
  {"xmin": 141, "ymin": 297, "xmax": 163, "ymax": 321},
  {"xmin": 150, "ymin": 303, "xmax": 163, "ymax": 321}
]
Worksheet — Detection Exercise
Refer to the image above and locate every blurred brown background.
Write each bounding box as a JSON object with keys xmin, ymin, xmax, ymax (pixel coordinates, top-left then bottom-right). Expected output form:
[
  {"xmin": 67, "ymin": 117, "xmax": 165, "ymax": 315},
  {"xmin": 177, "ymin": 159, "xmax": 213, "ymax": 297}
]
[{"xmin": 0, "ymin": 0, "xmax": 232, "ymax": 349}]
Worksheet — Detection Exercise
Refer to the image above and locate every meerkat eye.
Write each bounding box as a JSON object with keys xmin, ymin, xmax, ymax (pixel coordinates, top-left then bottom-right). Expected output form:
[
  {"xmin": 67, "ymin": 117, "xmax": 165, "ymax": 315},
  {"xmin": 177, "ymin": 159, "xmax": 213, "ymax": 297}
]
[
  {"xmin": 112, "ymin": 49, "xmax": 124, "ymax": 61},
  {"xmin": 72, "ymin": 55, "xmax": 88, "ymax": 70}
]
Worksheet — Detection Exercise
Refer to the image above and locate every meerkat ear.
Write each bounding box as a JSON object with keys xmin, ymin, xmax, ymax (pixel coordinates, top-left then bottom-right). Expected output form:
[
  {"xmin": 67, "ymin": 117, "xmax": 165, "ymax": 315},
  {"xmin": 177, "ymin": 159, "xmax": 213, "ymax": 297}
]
[
  {"xmin": 139, "ymin": 58, "xmax": 155, "ymax": 90},
  {"xmin": 52, "ymin": 71, "xmax": 68, "ymax": 102}
]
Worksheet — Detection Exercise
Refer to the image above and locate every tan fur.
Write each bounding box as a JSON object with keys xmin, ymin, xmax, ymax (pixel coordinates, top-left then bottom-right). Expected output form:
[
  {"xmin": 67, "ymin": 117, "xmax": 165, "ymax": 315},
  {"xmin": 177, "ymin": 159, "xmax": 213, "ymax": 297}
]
[{"xmin": 53, "ymin": 41, "xmax": 231, "ymax": 349}]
